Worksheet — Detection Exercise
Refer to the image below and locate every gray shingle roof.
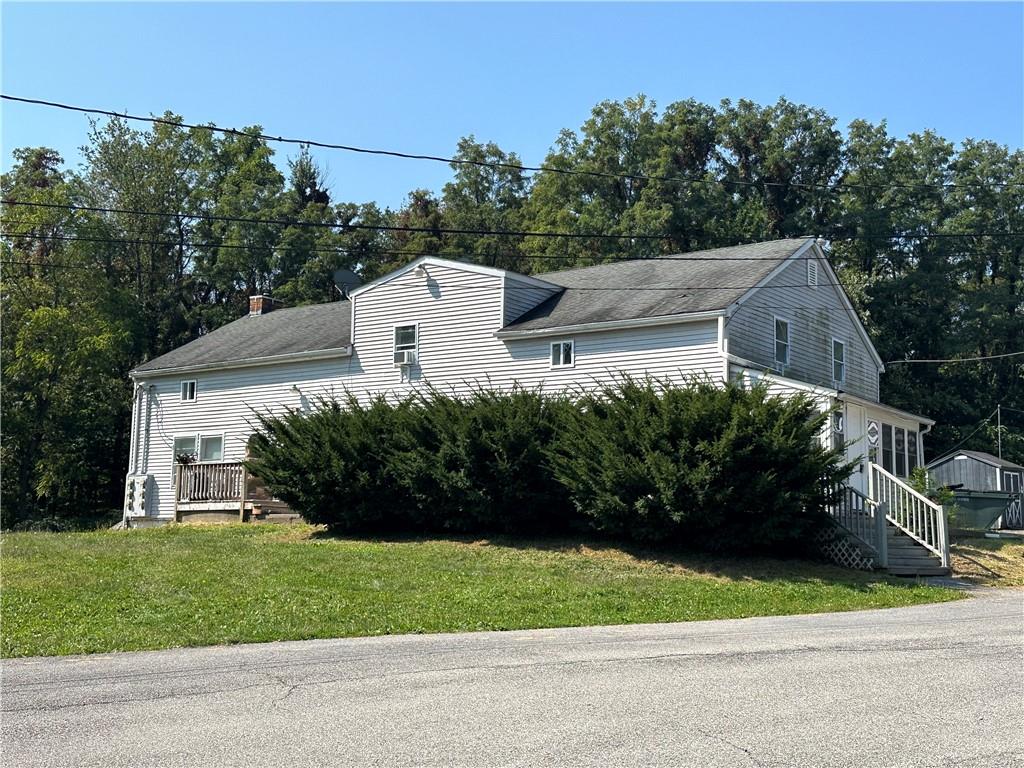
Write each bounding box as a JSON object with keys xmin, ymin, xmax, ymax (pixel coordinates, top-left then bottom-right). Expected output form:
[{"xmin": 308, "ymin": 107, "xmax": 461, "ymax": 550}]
[
  {"xmin": 938, "ymin": 450, "xmax": 1024, "ymax": 471},
  {"xmin": 132, "ymin": 239, "xmax": 811, "ymax": 375},
  {"xmin": 132, "ymin": 300, "xmax": 352, "ymax": 374},
  {"xmin": 504, "ymin": 238, "xmax": 811, "ymax": 331}
]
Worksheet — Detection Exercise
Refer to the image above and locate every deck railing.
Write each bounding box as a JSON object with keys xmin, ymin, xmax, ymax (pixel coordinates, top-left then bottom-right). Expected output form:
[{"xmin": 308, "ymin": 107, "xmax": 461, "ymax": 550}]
[
  {"xmin": 869, "ymin": 462, "xmax": 949, "ymax": 567},
  {"xmin": 175, "ymin": 461, "xmax": 246, "ymax": 503}
]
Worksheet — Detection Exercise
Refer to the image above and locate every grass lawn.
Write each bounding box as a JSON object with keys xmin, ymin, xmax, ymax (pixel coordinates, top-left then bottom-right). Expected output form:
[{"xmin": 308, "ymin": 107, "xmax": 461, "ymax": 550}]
[{"xmin": 1, "ymin": 524, "xmax": 963, "ymax": 658}]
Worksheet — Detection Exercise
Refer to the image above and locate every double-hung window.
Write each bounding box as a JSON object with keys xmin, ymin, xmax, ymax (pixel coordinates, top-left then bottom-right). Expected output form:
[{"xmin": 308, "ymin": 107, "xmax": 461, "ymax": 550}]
[
  {"xmin": 180, "ymin": 380, "xmax": 197, "ymax": 402},
  {"xmin": 393, "ymin": 324, "xmax": 418, "ymax": 366},
  {"xmin": 774, "ymin": 318, "xmax": 790, "ymax": 367},
  {"xmin": 550, "ymin": 340, "xmax": 574, "ymax": 368},
  {"xmin": 832, "ymin": 339, "xmax": 846, "ymax": 384}
]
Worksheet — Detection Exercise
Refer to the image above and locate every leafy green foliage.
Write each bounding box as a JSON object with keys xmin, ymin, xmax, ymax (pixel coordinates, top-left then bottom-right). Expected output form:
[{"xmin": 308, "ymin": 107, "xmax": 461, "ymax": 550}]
[
  {"xmin": 245, "ymin": 395, "xmax": 417, "ymax": 532},
  {"xmin": 389, "ymin": 388, "xmax": 575, "ymax": 533},
  {"xmin": 247, "ymin": 381, "xmax": 847, "ymax": 555},
  {"xmin": 548, "ymin": 378, "xmax": 851, "ymax": 554}
]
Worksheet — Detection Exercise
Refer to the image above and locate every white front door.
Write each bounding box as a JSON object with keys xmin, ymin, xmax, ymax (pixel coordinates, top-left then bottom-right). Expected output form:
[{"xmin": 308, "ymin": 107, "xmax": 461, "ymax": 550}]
[{"xmin": 843, "ymin": 402, "xmax": 868, "ymax": 495}]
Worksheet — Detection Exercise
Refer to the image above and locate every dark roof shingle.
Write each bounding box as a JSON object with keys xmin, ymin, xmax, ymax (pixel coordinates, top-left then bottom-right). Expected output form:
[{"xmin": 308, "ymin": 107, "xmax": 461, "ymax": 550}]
[
  {"xmin": 504, "ymin": 238, "xmax": 810, "ymax": 331},
  {"xmin": 132, "ymin": 301, "xmax": 352, "ymax": 374}
]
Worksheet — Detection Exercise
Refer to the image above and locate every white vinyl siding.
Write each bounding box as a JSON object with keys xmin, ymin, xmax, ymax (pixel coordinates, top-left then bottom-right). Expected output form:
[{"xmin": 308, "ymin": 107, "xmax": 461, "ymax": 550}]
[
  {"xmin": 726, "ymin": 256, "xmax": 880, "ymax": 401},
  {"xmin": 503, "ymin": 275, "xmax": 561, "ymax": 325},
  {"xmin": 133, "ymin": 263, "xmax": 722, "ymax": 519}
]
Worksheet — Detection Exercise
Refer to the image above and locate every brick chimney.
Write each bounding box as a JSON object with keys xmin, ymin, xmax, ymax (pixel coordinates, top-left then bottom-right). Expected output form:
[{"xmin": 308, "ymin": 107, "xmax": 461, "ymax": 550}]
[{"xmin": 249, "ymin": 295, "xmax": 283, "ymax": 316}]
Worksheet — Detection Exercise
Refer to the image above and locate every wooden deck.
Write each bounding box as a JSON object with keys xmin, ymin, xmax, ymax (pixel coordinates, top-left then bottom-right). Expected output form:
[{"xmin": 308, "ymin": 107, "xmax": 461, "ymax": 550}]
[{"xmin": 174, "ymin": 462, "xmax": 297, "ymax": 523}]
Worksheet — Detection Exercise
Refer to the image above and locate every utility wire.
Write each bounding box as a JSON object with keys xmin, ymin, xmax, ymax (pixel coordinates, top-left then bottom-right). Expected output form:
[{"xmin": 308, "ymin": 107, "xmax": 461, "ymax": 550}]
[
  {"xmin": 4, "ymin": 199, "xmax": 1023, "ymax": 244},
  {"xmin": 929, "ymin": 409, "xmax": 1000, "ymax": 464},
  {"xmin": 886, "ymin": 351, "xmax": 1024, "ymax": 364},
  {"xmin": 4, "ymin": 93, "xmax": 1023, "ymax": 194}
]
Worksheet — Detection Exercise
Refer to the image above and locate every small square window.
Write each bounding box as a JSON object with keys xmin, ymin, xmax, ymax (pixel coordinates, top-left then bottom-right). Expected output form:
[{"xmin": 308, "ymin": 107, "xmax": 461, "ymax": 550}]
[
  {"xmin": 832, "ymin": 339, "xmax": 846, "ymax": 384},
  {"xmin": 180, "ymin": 380, "xmax": 197, "ymax": 401},
  {"xmin": 550, "ymin": 340, "xmax": 574, "ymax": 368},
  {"xmin": 774, "ymin": 318, "xmax": 790, "ymax": 366}
]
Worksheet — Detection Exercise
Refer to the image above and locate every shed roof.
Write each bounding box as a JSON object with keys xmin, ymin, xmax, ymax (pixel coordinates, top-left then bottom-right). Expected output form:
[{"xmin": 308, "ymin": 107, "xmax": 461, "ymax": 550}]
[{"xmin": 928, "ymin": 450, "xmax": 1024, "ymax": 471}]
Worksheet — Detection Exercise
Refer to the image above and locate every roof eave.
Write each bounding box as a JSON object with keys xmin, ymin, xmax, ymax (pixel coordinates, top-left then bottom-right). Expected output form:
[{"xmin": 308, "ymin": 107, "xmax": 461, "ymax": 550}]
[
  {"xmin": 130, "ymin": 346, "xmax": 353, "ymax": 379},
  {"xmin": 495, "ymin": 310, "xmax": 726, "ymax": 339}
]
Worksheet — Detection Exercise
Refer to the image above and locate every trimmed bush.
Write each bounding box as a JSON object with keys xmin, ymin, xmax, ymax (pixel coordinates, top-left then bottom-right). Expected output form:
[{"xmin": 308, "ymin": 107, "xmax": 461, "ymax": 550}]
[
  {"xmin": 247, "ymin": 379, "xmax": 849, "ymax": 554},
  {"xmin": 246, "ymin": 394, "xmax": 417, "ymax": 532},
  {"xmin": 547, "ymin": 377, "xmax": 850, "ymax": 554},
  {"xmin": 389, "ymin": 387, "xmax": 576, "ymax": 533}
]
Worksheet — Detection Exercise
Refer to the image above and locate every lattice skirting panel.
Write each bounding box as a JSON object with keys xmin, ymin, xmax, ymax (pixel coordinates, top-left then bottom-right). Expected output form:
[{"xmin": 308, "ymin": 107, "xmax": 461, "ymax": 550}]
[{"xmin": 815, "ymin": 525, "xmax": 876, "ymax": 571}]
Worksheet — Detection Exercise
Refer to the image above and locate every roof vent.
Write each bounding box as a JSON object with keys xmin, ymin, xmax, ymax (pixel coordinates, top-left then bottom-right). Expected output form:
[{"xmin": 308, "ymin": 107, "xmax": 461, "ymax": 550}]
[
  {"xmin": 807, "ymin": 260, "xmax": 818, "ymax": 287},
  {"xmin": 249, "ymin": 295, "xmax": 283, "ymax": 316}
]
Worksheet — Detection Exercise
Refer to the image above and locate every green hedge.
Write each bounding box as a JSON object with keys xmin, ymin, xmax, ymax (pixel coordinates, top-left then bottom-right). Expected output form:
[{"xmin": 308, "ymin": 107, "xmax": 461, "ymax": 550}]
[{"xmin": 246, "ymin": 379, "xmax": 849, "ymax": 555}]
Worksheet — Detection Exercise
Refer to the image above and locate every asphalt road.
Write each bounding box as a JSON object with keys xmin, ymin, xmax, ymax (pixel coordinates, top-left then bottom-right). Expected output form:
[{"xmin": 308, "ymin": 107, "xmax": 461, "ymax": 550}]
[{"xmin": 2, "ymin": 590, "xmax": 1022, "ymax": 767}]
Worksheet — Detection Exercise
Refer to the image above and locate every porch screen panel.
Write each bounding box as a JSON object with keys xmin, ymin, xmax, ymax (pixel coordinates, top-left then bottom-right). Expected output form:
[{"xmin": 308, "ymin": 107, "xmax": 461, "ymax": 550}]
[
  {"xmin": 894, "ymin": 428, "xmax": 907, "ymax": 477},
  {"xmin": 908, "ymin": 432, "xmax": 919, "ymax": 472},
  {"xmin": 882, "ymin": 424, "xmax": 894, "ymax": 474}
]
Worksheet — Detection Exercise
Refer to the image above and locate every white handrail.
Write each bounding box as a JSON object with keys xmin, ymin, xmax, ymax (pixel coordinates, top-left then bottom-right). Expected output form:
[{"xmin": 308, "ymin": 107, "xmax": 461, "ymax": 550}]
[{"xmin": 868, "ymin": 462, "xmax": 949, "ymax": 567}]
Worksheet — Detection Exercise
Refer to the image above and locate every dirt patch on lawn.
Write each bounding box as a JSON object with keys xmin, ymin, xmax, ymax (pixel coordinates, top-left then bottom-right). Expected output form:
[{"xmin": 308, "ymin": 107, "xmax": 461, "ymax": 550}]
[{"xmin": 951, "ymin": 536, "xmax": 1024, "ymax": 587}]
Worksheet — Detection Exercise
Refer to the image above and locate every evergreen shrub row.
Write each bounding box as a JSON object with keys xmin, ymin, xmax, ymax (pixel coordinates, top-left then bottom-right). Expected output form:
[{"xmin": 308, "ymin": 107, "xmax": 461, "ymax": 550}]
[{"xmin": 246, "ymin": 379, "xmax": 849, "ymax": 555}]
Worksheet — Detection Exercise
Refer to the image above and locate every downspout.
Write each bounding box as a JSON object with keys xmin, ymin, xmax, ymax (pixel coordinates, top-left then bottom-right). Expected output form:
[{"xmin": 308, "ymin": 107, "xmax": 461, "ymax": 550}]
[{"xmin": 717, "ymin": 315, "xmax": 729, "ymax": 384}]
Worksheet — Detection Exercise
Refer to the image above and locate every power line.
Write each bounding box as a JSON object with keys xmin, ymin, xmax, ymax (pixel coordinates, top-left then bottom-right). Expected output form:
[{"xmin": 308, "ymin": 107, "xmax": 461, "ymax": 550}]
[
  {"xmin": 886, "ymin": 351, "xmax": 1024, "ymax": 364},
  {"xmin": 929, "ymin": 409, "xmax": 999, "ymax": 464},
  {"xmin": 4, "ymin": 93, "xmax": 1023, "ymax": 195},
  {"xmin": 4, "ymin": 200, "xmax": 1023, "ymax": 246}
]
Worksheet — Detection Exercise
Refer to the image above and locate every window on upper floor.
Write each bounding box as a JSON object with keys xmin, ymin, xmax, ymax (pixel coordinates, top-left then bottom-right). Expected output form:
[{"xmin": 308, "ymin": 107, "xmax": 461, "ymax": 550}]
[
  {"xmin": 832, "ymin": 339, "xmax": 846, "ymax": 384},
  {"xmin": 550, "ymin": 340, "xmax": 574, "ymax": 368},
  {"xmin": 774, "ymin": 317, "xmax": 790, "ymax": 367},
  {"xmin": 180, "ymin": 380, "xmax": 197, "ymax": 402},
  {"xmin": 393, "ymin": 324, "xmax": 418, "ymax": 367}
]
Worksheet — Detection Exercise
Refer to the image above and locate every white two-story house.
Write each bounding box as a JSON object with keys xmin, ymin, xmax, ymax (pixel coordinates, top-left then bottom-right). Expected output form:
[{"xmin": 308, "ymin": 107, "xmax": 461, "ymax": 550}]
[{"xmin": 124, "ymin": 237, "xmax": 948, "ymax": 573}]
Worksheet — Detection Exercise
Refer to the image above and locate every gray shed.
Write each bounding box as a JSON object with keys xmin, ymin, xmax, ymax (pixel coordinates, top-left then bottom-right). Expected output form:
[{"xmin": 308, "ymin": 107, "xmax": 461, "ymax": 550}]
[{"xmin": 927, "ymin": 450, "xmax": 1023, "ymax": 493}]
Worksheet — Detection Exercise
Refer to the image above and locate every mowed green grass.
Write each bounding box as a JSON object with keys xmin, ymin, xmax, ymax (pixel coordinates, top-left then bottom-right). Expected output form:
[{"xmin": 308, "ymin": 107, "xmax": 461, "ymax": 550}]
[{"xmin": 1, "ymin": 524, "xmax": 962, "ymax": 658}]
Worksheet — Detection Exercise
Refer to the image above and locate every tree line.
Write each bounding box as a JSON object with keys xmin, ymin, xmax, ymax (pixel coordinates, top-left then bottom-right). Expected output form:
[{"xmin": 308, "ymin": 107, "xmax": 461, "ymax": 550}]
[{"xmin": 2, "ymin": 95, "xmax": 1021, "ymax": 528}]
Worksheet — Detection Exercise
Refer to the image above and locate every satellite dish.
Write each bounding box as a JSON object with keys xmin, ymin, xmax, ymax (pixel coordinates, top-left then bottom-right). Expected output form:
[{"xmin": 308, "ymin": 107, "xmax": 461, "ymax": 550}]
[{"xmin": 332, "ymin": 268, "xmax": 362, "ymax": 298}]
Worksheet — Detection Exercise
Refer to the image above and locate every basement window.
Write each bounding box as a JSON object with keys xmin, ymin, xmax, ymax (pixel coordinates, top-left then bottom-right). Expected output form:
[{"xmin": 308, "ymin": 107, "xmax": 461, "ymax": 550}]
[
  {"xmin": 550, "ymin": 340, "xmax": 574, "ymax": 368},
  {"xmin": 180, "ymin": 380, "xmax": 197, "ymax": 402}
]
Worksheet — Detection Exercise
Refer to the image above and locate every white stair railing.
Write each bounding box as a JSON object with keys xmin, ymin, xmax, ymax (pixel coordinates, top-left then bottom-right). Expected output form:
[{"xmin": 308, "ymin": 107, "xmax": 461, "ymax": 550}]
[{"xmin": 868, "ymin": 463, "xmax": 949, "ymax": 567}]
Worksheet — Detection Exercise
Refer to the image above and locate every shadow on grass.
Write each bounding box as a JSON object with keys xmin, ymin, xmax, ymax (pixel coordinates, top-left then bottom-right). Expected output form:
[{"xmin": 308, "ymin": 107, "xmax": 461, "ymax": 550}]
[{"xmin": 307, "ymin": 527, "xmax": 912, "ymax": 593}]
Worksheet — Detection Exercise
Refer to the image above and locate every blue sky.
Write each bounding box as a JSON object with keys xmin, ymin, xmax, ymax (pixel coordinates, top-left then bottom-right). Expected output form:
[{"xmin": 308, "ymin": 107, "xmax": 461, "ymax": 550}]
[{"xmin": 3, "ymin": 2, "xmax": 1022, "ymax": 209}]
